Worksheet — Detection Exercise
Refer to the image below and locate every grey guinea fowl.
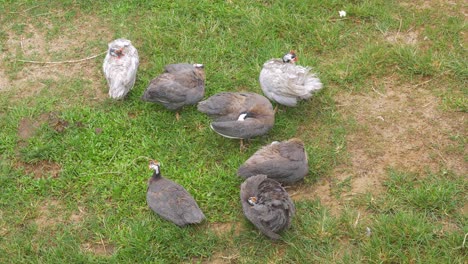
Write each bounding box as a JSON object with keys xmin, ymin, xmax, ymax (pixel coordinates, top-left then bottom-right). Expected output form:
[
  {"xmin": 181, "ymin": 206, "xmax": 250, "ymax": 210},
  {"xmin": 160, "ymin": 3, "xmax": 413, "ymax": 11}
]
[
  {"xmin": 240, "ymin": 174, "xmax": 295, "ymax": 240},
  {"xmin": 259, "ymin": 50, "xmax": 322, "ymax": 107},
  {"xmin": 142, "ymin": 63, "xmax": 205, "ymax": 120},
  {"xmin": 238, "ymin": 138, "xmax": 308, "ymax": 184},
  {"xmin": 103, "ymin": 38, "xmax": 139, "ymax": 99},
  {"xmin": 146, "ymin": 160, "xmax": 205, "ymax": 227},
  {"xmin": 197, "ymin": 92, "xmax": 275, "ymax": 140}
]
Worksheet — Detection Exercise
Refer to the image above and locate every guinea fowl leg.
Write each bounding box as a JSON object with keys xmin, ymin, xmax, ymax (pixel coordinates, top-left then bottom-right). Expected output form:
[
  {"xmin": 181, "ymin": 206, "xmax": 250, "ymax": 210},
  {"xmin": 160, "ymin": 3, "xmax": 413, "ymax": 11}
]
[
  {"xmin": 176, "ymin": 111, "xmax": 180, "ymax": 121},
  {"xmin": 240, "ymin": 139, "xmax": 250, "ymax": 152}
]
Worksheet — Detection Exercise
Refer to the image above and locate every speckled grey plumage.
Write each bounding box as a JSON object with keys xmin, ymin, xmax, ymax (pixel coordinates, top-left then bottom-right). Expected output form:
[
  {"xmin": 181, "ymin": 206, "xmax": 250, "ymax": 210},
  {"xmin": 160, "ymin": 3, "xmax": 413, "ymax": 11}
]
[
  {"xmin": 197, "ymin": 92, "xmax": 275, "ymax": 139},
  {"xmin": 238, "ymin": 138, "xmax": 308, "ymax": 184},
  {"xmin": 142, "ymin": 63, "xmax": 205, "ymax": 110},
  {"xmin": 240, "ymin": 174, "xmax": 295, "ymax": 240},
  {"xmin": 103, "ymin": 38, "xmax": 139, "ymax": 99},
  {"xmin": 259, "ymin": 51, "xmax": 322, "ymax": 106},
  {"xmin": 146, "ymin": 162, "xmax": 205, "ymax": 227}
]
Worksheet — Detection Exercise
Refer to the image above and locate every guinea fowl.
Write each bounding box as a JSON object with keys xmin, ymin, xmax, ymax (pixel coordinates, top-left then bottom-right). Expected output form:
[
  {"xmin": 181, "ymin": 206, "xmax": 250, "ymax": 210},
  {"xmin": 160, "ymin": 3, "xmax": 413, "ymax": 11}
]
[
  {"xmin": 259, "ymin": 50, "xmax": 322, "ymax": 108},
  {"xmin": 197, "ymin": 92, "xmax": 275, "ymax": 148},
  {"xmin": 238, "ymin": 138, "xmax": 308, "ymax": 184},
  {"xmin": 142, "ymin": 63, "xmax": 205, "ymax": 120},
  {"xmin": 240, "ymin": 174, "xmax": 295, "ymax": 240},
  {"xmin": 146, "ymin": 160, "xmax": 205, "ymax": 227},
  {"xmin": 103, "ymin": 38, "xmax": 139, "ymax": 99}
]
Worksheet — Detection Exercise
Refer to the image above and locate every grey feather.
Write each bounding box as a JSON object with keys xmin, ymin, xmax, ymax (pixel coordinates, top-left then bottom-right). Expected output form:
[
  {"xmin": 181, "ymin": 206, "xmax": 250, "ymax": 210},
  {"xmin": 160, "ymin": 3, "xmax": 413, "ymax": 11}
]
[
  {"xmin": 259, "ymin": 51, "xmax": 322, "ymax": 106},
  {"xmin": 197, "ymin": 92, "xmax": 275, "ymax": 139},
  {"xmin": 238, "ymin": 138, "xmax": 308, "ymax": 183},
  {"xmin": 103, "ymin": 39, "xmax": 139, "ymax": 99},
  {"xmin": 240, "ymin": 175, "xmax": 295, "ymax": 239},
  {"xmin": 142, "ymin": 63, "xmax": 205, "ymax": 110}
]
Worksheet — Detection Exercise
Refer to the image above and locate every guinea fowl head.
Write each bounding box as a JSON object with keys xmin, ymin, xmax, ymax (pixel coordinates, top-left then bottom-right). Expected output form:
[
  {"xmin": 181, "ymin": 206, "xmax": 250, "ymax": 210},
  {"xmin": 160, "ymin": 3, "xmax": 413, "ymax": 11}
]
[
  {"xmin": 108, "ymin": 39, "xmax": 132, "ymax": 58},
  {"xmin": 237, "ymin": 111, "xmax": 254, "ymax": 121},
  {"xmin": 193, "ymin": 63, "xmax": 204, "ymax": 68},
  {"xmin": 149, "ymin": 160, "xmax": 161, "ymax": 177},
  {"xmin": 247, "ymin": 196, "xmax": 258, "ymax": 206},
  {"xmin": 282, "ymin": 50, "xmax": 298, "ymax": 63},
  {"xmin": 109, "ymin": 47, "xmax": 124, "ymax": 58}
]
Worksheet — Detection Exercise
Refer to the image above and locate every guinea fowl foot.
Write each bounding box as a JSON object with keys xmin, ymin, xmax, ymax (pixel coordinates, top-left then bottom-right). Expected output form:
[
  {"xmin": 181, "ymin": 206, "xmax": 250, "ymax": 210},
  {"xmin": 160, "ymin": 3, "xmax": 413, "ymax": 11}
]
[{"xmin": 240, "ymin": 139, "xmax": 250, "ymax": 152}]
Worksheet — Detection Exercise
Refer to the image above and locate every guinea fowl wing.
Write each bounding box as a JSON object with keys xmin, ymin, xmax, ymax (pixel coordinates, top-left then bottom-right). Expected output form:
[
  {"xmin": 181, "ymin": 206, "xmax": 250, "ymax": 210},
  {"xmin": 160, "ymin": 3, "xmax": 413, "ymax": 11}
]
[
  {"xmin": 197, "ymin": 92, "xmax": 248, "ymax": 121},
  {"xmin": 147, "ymin": 178, "xmax": 204, "ymax": 226},
  {"xmin": 240, "ymin": 175, "xmax": 295, "ymax": 239},
  {"xmin": 142, "ymin": 74, "xmax": 187, "ymax": 105},
  {"xmin": 278, "ymin": 139, "xmax": 306, "ymax": 161}
]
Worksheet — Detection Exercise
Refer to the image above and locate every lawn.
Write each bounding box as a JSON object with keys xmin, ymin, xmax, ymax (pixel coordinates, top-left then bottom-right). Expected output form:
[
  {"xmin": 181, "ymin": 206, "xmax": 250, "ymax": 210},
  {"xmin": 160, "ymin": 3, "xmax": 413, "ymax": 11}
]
[{"xmin": 0, "ymin": 0, "xmax": 466, "ymax": 263}]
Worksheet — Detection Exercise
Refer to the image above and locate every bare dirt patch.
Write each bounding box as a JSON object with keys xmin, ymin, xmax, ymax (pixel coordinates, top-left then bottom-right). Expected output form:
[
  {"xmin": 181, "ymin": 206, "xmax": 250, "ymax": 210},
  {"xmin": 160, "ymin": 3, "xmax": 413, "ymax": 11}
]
[
  {"xmin": 209, "ymin": 222, "xmax": 244, "ymax": 237},
  {"xmin": 35, "ymin": 200, "xmax": 87, "ymax": 228},
  {"xmin": 16, "ymin": 160, "xmax": 62, "ymax": 179},
  {"xmin": 35, "ymin": 199, "xmax": 62, "ymax": 229},
  {"xmin": 384, "ymin": 30, "xmax": 420, "ymax": 45},
  {"xmin": 82, "ymin": 241, "xmax": 115, "ymax": 256},
  {"xmin": 1, "ymin": 9, "xmax": 113, "ymax": 102},
  {"xmin": 294, "ymin": 77, "xmax": 466, "ymax": 212}
]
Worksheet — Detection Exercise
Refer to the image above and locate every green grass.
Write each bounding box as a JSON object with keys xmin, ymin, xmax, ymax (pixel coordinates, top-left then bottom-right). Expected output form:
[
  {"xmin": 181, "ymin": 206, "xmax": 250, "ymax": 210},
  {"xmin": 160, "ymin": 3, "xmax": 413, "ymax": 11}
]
[{"xmin": 0, "ymin": 0, "xmax": 466, "ymax": 263}]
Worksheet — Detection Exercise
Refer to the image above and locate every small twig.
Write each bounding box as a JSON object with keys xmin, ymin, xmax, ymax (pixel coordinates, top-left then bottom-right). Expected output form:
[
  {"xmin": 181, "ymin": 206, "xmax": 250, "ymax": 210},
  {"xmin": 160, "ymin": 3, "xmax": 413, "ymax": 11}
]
[
  {"xmin": 422, "ymin": 101, "xmax": 434, "ymax": 108},
  {"xmin": 20, "ymin": 37, "xmax": 25, "ymax": 53},
  {"xmin": 461, "ymin": 232, "xmax": 468, "ymax": 248},
  {"xmin": 99, "ymin": 235, "xmax": 107, "ymax": 253},
  {"xmin": 328, "ymin": 18, "xmax": 348, "ymax": 22},
  {"xmin": 23, "ymin": 5, "xmax": 41, "ymax": 13},
  {"xmin": 372, "ymin": 86, "xmax": 385, "ymax": 97},
  {"xmin": 17, "ymin": 51, "xmax": 106, "ymax": 64},
  {"xmin": 413, "ymin": 79, "xmax": 432, "ymax": 88},
  {"xmin": 289, "ymin": 191, "xmax": 299, "ymax": 197},
  {"xmin": 354, "ymin": 211, "xmax": 361, "ymax": 228},
  {"xmin": 221, "ymin": 254, "xmax": 239, "ymax": 260},
  {"xmin": 397, "ymin": 16, "xmax": 403, "ymax": 36}
]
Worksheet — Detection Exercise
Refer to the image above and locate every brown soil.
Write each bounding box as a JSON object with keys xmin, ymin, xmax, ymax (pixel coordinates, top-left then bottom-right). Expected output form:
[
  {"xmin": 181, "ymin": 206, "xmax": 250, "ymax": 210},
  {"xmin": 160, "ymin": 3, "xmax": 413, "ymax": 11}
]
[
  {"xmin": 16, "ymin": 160, "xmax": 61, "ymax": 179},
  {"xmin": 1, "ymin": 11, "xmax": 113, "ymax": 102},
  {"xmin": 82, "ymin": 241, "xmax": 115, "ymax": 256},
  {"xmin": 35, "ymin": 199, "xmax": 62, "ymax": 229},
  {"xmin": 209, "ymin": 222, "xmax": 244, "ymax": 237},
  {"xmin": 294, "ymin": 77, "xmax": 466, "ymax": 213},
  {"xmin": 34, "ymin": 200, "xmax": 86, "ymax": 228}
]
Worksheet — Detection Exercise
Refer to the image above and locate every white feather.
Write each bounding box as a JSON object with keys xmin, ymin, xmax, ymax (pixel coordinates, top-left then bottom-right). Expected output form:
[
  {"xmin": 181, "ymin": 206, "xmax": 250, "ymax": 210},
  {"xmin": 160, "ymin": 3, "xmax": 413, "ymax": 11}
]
[
  {"xmin": 103, "ymin": 39, "xmax": 139, "ymax": 100},
  {"xmin": 259, "ymin": 57, "xmax": 323, "ymax": 106}
]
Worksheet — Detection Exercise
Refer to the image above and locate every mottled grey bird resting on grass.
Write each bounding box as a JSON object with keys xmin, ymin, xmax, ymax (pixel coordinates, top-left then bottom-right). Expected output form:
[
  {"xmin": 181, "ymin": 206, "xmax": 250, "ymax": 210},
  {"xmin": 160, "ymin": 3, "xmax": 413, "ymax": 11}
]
[
  {"xmin": 238, "ymin": 138, "xmax": 308, "ymax": 184},
  {"xmin": 142, "ymin": 63, "xmax": 205, "ymax": 120},
  {"xmin": 259, "ymin": 50, "xmax": 322, "ymax": 107},
  {"xmin": 240, "ymin": 174, "xmax": 295, "ymax": 240},
  {"xmin": 197, "ymin": 92, "xmax": 275, "ymax": 140},
  {"xmin": 103, "ymin": 38, "xmax": 139, "ymax": 99},
  {"xmin": 146, "ymin": 160, "xmax": 205, "ymax": 227}
]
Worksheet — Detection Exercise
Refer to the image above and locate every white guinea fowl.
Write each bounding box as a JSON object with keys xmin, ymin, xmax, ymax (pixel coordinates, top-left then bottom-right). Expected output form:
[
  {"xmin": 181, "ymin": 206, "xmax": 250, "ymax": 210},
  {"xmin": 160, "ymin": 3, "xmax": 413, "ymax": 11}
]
[
  {"xmin": 259, "ymin": 50, "xmax": 323, "ymax": 107},
  {"xmin": 103, "ymin": 38, "xmax": 139, "ymax": 99}
]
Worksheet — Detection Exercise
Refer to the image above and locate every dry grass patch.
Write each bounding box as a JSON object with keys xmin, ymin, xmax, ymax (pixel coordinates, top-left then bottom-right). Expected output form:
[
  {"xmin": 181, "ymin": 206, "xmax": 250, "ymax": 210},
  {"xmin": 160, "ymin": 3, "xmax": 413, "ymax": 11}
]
[
  {"xmin": 209, "ymin": 221, "xmax": 244, "ymax": 237},
  {"xmin": 1, "ymin": 11, "xmax": 113, "ymax": 102},
  {"xmin": 81, "ymin": 240, "xmax": 115, "ymax": 256},
  {"xmin": 16, "ymin": 160, "xmax": 61, "ymax": 179},
  {"xmin": 297, "ymin": 77, "xmax": 466, "ymax": 213}
]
